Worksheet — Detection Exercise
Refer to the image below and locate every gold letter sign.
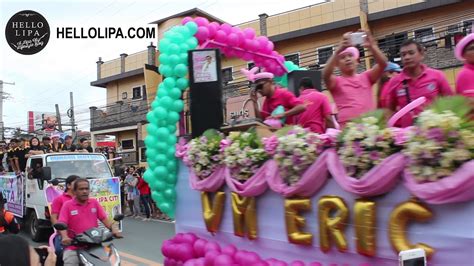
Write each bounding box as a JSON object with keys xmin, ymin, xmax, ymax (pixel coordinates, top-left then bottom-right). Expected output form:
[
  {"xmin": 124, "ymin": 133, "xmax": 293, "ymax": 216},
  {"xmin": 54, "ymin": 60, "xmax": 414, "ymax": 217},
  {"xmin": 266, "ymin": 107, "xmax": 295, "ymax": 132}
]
[
  {"xmin": 285, "ymin": 198, "xmax": 313, "ymax": 245},
  {"xmin": 318, "ymin": 196, "xmax": 349, "ymax": 253},
  {"xmin": 231, "ymin": 192, "xmax": 258, "ymax": 240},
  {"xmin": 201, "ymin": 191, "xmax": 226, "ymax": 234},
  {"xmin": 354, "ymin": 199, "xmax": 376, "ymax": 257}
]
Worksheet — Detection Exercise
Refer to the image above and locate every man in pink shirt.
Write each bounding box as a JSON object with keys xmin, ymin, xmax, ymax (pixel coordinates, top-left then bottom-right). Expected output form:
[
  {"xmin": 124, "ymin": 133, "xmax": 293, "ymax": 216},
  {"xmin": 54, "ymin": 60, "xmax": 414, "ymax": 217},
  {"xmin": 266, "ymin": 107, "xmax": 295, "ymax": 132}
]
[
  {"xmin": 58, "ymin": 178, "xmax": 122, "ymax": 265},
  {"xmin": 455, "ymin": 33, "xmax": 474, "ymax": 98},
  {"xmin": 296, "ymin": 78, "xmax": 334, "ymax": 133},
  {"xmin": 385, "ymin": 39, "xmax": 453, "ymax": 127},
  {"xmin": 249, "ymin": 73, "xmax": 306, "ymax": 125},
  {"xmin": 323, "ymin": 31, "xmax": 387, "ymax": 126}
]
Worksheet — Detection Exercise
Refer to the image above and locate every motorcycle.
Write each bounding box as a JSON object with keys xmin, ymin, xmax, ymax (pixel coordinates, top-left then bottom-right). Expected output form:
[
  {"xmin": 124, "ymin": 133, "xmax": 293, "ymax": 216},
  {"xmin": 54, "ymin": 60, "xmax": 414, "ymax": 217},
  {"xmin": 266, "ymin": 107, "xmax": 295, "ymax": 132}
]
[{"xmin": 52, "ymin": 214, "xmax": 124, "ymax": 266}]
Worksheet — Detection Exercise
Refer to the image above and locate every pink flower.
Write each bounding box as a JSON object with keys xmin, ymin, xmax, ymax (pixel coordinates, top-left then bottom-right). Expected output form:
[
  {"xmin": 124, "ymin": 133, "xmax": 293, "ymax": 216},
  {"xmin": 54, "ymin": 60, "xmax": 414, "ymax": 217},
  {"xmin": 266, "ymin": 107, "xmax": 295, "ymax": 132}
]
[
  {"xmin": 175, "ymin": 138, "xmax": 188, "ymax": 158},
  {"xmin": 392, "ymin": 127, "xmax": 412, "ymax": 145},
  {"xmin": 263, "ymin": 135, "xmax": 278, "ymax": 155},
  {"xmin": 219, "ymin": 139, "xmax": 232, "ymax": 152}
]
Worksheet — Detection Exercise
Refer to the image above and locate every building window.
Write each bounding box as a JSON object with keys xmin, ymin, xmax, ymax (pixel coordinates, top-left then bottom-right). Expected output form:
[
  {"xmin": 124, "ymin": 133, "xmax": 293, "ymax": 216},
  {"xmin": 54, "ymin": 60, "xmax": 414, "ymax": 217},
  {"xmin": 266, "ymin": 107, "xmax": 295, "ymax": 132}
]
[
  {"xmin": 317, "ymin": 47, "xmax": 333, "ymax": 66},
  {"xmin": 132, "ymin": 86, "xmax": 142, "ymax": 99},
  {"xmin": 222, "ymin": 67, "xmax": 233, "ymax": 84},
  {"xmin": 463, "ymin": 20, "xmax": 473, "ymax": 34},
  {"xmin": 378, "ymin": 32, "xmax": 408, "ymax": 63},
  {"xmin": 121, "ymin": 92, "xmax": 128, "ymax": 100},
  {"xmin": 121, "ymin": 139, "xmax": 134, "ymax": 150},
  {"xmin": 140, "ymin": 147, "xmax": 146, "ymax": 162},
  {"xmin": 414, "ymin": 28, "xmax": 436, "ymax": 45},
  {"xmin": 284, "ymin": 53, "xmax": 300, "ymax": 66},
  {"xmin": 447, "ymin": 24, "xmax": 460, "ymax": 34}
]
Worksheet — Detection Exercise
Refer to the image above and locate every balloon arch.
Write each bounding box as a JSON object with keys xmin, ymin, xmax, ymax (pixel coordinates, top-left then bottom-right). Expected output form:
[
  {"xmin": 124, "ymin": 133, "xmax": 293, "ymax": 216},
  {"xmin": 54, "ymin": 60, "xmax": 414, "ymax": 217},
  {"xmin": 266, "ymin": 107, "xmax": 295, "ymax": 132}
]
[{"xmin": 143, "ymin": 16, "xmax": 303, "ymax": 218}]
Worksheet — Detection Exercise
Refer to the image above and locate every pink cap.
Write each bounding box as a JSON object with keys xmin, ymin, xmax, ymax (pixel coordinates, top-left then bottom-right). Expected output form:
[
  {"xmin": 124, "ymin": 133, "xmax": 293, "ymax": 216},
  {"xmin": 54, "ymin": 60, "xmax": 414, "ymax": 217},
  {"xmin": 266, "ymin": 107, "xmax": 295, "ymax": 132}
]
[
  {"xmin": 455, "ymin": 33, "xmax": 474, "ymax": 61},
  {"xmin": 240, "ymin": 67, "xmax": 274, "ymax": 82},
  {"xmin": 339, "ymin": 46, "xmax": 360, "ymax": 60}
]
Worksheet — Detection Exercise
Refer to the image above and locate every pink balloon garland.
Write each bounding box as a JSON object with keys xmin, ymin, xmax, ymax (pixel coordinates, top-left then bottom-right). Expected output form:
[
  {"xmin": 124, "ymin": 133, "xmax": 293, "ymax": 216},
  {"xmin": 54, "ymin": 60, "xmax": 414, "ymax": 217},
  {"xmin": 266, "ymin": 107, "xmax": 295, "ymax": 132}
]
[{"xmin": 162, "ymin": 233, "xmax": 373, "ymax": 266}]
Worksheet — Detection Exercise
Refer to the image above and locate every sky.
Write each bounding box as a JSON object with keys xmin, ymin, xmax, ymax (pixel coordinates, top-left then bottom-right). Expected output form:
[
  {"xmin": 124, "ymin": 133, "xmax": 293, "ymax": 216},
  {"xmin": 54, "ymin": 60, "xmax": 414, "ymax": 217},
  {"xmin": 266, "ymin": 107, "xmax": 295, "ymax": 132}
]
[{"xmin": 0, "ymin": 0, "xmax": 325, "ymax": 134}]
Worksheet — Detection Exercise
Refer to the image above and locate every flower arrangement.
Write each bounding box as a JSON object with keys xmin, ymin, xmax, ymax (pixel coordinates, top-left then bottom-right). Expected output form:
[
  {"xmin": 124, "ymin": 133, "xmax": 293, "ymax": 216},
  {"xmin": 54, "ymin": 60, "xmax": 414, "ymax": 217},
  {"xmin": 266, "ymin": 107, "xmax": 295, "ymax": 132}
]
[
  {"xmin": 265, "ymin": 126, "xmax": 329, "ymax": 186},
  {"xmin": 184, "ymin": 129, "xmax": 224, "ymax": 179},
  {"xmin": 337, "ymin": 111, "xmax": 401, "ymax": 178},
  {"xmin": 222, "ymin": 129, "xmax": 269, "ymax": 182},
  {"xmin": 402, "ymin": 96, "xmax": 474, "ymax": 182}
]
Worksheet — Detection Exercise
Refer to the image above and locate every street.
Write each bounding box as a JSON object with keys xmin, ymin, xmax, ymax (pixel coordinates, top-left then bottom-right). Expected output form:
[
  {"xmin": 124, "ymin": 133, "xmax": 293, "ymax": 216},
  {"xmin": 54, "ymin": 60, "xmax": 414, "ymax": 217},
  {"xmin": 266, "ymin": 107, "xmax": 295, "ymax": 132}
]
[{"xmin": 20, "ymin": 217, "xmax": 175, "ymax": 266}]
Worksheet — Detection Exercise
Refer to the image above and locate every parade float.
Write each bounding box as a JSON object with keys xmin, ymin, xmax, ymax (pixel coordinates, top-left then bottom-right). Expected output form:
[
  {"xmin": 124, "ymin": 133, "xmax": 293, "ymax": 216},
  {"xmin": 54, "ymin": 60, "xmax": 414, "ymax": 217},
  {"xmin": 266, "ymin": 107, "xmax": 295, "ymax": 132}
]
[{"xmin": 142, "ymin": 16, "xmax": 474, "ymax": 265}]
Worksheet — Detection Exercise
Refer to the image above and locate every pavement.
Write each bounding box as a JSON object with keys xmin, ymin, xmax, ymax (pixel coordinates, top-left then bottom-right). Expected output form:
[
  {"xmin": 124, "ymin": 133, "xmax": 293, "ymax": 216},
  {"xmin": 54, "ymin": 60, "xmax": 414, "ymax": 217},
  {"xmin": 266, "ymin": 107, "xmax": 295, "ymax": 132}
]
[{"xmin": 20, "ymin": 217, "xmax": 176, "ymax": 266}]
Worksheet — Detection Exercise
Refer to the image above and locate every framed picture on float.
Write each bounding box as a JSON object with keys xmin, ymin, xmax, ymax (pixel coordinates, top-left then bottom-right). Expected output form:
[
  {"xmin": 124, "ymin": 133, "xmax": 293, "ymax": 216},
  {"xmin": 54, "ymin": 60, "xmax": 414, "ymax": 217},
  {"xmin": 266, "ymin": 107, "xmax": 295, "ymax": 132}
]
[{"xmin": 189, "ymin": 49, "xmax": 221, "ymax": 84}]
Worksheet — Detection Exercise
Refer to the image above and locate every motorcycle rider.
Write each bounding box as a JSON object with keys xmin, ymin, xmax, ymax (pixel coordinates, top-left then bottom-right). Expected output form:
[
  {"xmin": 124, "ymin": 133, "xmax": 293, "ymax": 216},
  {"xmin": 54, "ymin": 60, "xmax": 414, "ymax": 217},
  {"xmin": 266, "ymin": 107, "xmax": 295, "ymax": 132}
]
[
  {"xmin": 58, "ymin": 178, "xmax": 122, "ymax": 265},
  {"xmin": 0, "ymin": 192, "xmax": 20, "ymax": 235}
]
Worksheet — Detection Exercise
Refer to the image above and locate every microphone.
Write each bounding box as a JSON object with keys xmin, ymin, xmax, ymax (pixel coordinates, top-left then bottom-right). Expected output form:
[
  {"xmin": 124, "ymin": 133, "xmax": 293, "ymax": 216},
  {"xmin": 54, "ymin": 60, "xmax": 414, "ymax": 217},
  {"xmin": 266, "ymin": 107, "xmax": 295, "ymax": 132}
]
[{"xmin": 403, "ymin": 79, "xmax": 411, "ymax": 104}]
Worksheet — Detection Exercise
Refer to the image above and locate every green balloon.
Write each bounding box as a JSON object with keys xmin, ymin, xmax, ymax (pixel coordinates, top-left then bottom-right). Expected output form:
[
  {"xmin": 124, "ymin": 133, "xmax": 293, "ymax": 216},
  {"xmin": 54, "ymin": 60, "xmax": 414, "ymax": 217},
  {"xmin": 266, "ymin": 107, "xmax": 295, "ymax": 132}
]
[
  {"xmin": 171, "ymin": 33, "xmax": 184, "ymax": 44},
  {"xmin": 154, "ymin": 107, "xmax": 168, "ymax": 120},
  {"xmin": 164, "ymin": 188, "xmax": 176, "ymax": 199},
  {"xmin": 171, "ymin": 100, "xmax": 184, "ymax": 113},
  {"xmin": 152, "ymin": 191, "xmax": 165, "ymax": 203},
  {"xmin": 155, "ymin": 142, "xmax": 168, "ymax": 152},
  {"xmin": 167, "ymin": 111, "xmax": 180, "ymax": 124},
  {"xmin": 143, "ymin": 170, "xmax": 154, "ymax": 183},
  {"xmin": 166, "ymin": 160, "xmax": 177, "ymax": 171},
  {"xmin": 163, "ymin": 77, "xmax": 176, "ymax": 88},
  {"xmin": 165, "ymin": 173, "xmax": 177, "ymax": 184},
  {"xmin": 159, "ymin": 202, "xmax": 171, "ymax": 213},
  {"xmin": 169, "ymin": 87, "xmax": 182, "ymax": 100},
  {"xmin": 167, "ymin": 134, "xmax": 177, "ymax": 145},
  {"xmin": 154, "ymin": 166, "xmax": 168, "ymax": 177},
  {"xmin": 158, "ymin": 39, "xmax": 171, "ymax": 53},
  {"xmin": 179, "ymin": 43, "xmax": 189, "ymax": 53},
  {"xmin": 167, "ymin": 146, "xmax": 176, "ymax": 158},
  {"xmin": 178, "ymin": 26, "xmax": 191, "ymax": 38},
  {"xmin": 146, "ymin": 112, "xmax": 157, "ymax": 123},
  {"xmin": 159, "ymin": 64, "xmax": 173, "ymax": 77},
  {"xmin": 145, "ymin": 147, "xmax": 158, "ymax": 158},
  {"xmin": 148, "ymin": 161, "xmax": 158, "ymax": 169},
  {"xmin": 185, "ymin": 21, "xmax": 198, "ymax": 35},
  {"xmin": 176, "ymin": 78, "xmax": 189, "ymax": 90},
  {"xmin": 152, "ymin": 179, "xmax": 167, "ymax": 191},
  {"xmin": 155, "ymin": 154, "xmax": 167, "ymax": 165},
  {"xmin": 157, "ymin": 88, "xmax": 169, "ymax": 98},
  {"xmin": 186, "ymin": 37, "xmax": 198, "ymax": 49},
  {"xmin": 156, "ymin": 127, "xmax": 170, "ymax": 139},
  {"xmin": 144, "ymin": 135, "xmax": 157, "ymax": 147},
  {"xmin": 151, "ymin": 100, "xmax": 160, "ymax": 110},
  {"xmin": 179, "ymin": 53, "xmax": 188, "ymax": 64},
  {"xmin": 174, "ymin": 64, "xmax": 188, "ymax": 78},
  {"xmin": 158, "ymin": 53, "xmax": 170, "ymax": 65},
  {"xmin": 167, "ymin": 124, "xmax": 177, "ymax": 134},
  {"xmin": 158, "ymin": 120, "xmax": 168, "ymax": 127},
  {"xmin": 168, "ymin": 44, "xmax": 180, "ymax": 54},
  {"xmin": 147, "ymin": 123, "xmax": 159, "ymax": 134},
  {"xmin": 159, "ymin": 96, "xmax": 173, "ymax": 109},
  {"xmin": 168, "ymin": 54, "xmax": 180, "ymax": 66}
]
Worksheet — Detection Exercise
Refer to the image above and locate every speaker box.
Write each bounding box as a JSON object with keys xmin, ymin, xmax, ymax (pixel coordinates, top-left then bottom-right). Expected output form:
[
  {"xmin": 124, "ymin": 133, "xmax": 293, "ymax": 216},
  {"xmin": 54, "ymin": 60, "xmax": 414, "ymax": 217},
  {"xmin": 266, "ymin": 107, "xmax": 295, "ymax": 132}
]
[
  {"xmin": 287, "ymin": 70, "xmax": 323, "ymax": 97},
  {"xmin": 188, "ymin": 49, "xmax": 224, "ymax": 138}
]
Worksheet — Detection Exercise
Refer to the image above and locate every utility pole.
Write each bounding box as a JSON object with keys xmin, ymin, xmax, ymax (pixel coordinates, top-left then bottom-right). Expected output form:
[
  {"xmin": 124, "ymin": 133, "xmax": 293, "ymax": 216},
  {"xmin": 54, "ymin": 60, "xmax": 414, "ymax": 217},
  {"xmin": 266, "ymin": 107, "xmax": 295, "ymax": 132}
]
[
  {"xmin": 359, "ymin": 0, "xmax": 372, "ymax": 70},
  {"xmin": 0, "ymin": 80, "xmax": 15, "ymax": 141},
  {"xmin": 55, "ymin": 104, "xmax": 63, "ymax": 132},
  {"xmin": 69, "ymin": 92, "xmax": 76, "ymax": 140}
]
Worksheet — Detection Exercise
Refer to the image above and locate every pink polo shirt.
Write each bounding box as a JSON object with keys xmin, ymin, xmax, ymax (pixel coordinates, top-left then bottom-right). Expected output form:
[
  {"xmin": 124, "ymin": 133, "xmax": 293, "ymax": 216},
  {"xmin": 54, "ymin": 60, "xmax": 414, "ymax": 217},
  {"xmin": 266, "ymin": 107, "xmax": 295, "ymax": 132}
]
[
  {"xmin": 58, "ymin": 198, "xmax": 107, "ymax": 250},
  {"xmin": 386, "ymin": 64, "xmax": 453, "ymax": 127},
  {"xmin": 456, "ymin": 63, "xmax": 474, "ymax": 97},
  {"xmin": 332, "ymin": 70, "xmax": 376, "ymax": 124},
  {"xmin": 51, "ymin": 192, "xmax": 72, "ymax": 215},
  {"xmin": 296, "ymin": 89, "xmax": 332, "ymax": 133},
  {"xmin": 261, "ymin": 87, "xmax": 303, "ymax": 124}
]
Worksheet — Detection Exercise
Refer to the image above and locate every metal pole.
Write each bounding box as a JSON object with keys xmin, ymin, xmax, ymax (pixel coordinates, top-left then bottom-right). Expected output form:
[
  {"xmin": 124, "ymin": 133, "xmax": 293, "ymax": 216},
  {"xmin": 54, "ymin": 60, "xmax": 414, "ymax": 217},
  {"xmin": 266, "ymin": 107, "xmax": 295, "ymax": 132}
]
[
  {"xmin": 359, "ymin": 0, "xmax": 372, "ymax": 70},
  {"xmin": 55, "ymin": 104, "xmax": 63, "ymax": 131},
  {"xmin": 70, "ymin": 92, "xmax": 76, "ymax": 140},
  {"xmin": 0, "ymin": 80, "xmax": 15, "ymax": 140}
]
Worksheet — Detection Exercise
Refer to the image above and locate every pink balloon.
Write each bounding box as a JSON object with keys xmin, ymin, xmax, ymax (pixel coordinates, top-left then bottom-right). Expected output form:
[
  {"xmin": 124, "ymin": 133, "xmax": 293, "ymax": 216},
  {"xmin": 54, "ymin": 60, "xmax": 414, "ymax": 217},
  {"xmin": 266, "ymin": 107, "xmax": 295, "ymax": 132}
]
[
  {"xmin": 221, "ymin": 245, "xmax": 237, "ymax": 256},
  {"xmin": 228, "ymin": 33, "xmax": 239, "ymax": 46},
  {"xmin": 242, "ymin": 251, "xmax": 261, "ymax": 265},
  {"xmin": 263, "ymin": 41, "xmax": 275, "ymax": 53},
  {"xmin": 195, "ymin": 17, "xmax": 209, "ymax": 27},
  {"xmin": 193, "ymin": 239, "xmax": 208, "ymax": 257},
  {"xmin": 195, "ymin": 26, "xmax": 209, "ymax": 41},
  {"xmin": 220, "ymin": 23, "xmax": 233, "ymax": 34},
  {"xmin": 214, "ymin": 254, "xmax": 234, "ymax": 266},
  {"xmin": 181, "ymin": 17, "xmax": 193, "ymax": 25},
  {"xmin": 177, "ymin": 243, "xmax": 194, "ymax": 261},
  {"xmin": 243, "ymin": 28, "xmax": 256, "ymax": 39},
  {"xmin": 182, "ymin": 233, "xmax": 198, "ymax": 245},
  {"xmin": 309, "ymin": 263, "xmax": 322, "ymax": 266},
  {"xmin": 165, "ymin": 258, "xmax": 178, "ymax": 266},
  {"xmin": 290, "ymin": 261, "xmax": 305, "ymax": 266},
  {"xmin": 204, "ymin": 250, "xmax": 220, "ymax": 266},
  {"xmin": 204, "ymin": 242, "xmax": 221, "ymax": 253},
  {"xmin": 215, "ymin": 30, "xmax": 227, "ymax": 43},
  {"xmin": 257, "ymin": 36, "xmax": 269, "ymax": 46},
  {"xmin": 245, "ymin": 39, "xmax": 259, "ymax": 51},
  {"xmin": 174, "ymin": 233, "xmax": 185, "ymax": 242},
  {"xmin": 233, "ymin": 251, "xmax": 248, "ymax": 264},
  {"xmin": 207, "ymin": 24, "xmax": 218, "ymax": 39},
  {"xmin": 242, "ymin": 52, "xmax": 253, "ymax": 61}
]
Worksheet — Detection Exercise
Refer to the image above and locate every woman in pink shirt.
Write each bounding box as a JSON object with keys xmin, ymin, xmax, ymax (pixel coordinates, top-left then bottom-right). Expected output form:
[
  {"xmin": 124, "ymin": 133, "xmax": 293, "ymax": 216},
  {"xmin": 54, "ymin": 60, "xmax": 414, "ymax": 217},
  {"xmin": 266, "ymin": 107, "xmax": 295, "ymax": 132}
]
[
  {"xmin": 323, "ymin": 31, "xmax": 387, "ymax": 126},
  {"xmin": 455, "ymin": 33, "xmax": 474, "ymax": 98}
]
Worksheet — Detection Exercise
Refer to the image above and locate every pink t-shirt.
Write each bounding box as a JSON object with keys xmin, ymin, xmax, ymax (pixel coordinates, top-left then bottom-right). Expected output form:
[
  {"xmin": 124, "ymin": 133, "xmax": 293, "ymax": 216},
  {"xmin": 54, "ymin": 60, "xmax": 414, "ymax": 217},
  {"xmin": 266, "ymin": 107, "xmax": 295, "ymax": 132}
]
[
  {"xmin": 456, "ymin": 63, "xmax": 474, "ymax": 97},
  {"xmin": 261, "ymin": 87, "xmax": 303, "ymax": 124},
  {"xmin": 296, "ymin": 89, "xmax": 332, "ymax": 133},
  {"xmin": 58, "ymin": 198, "xmax": 107, "ymax": 250},
  {"xmin": 51, "ymin": 192, "xmax": 72, "ymax": 215},
  {"xmin": 386, "ymin": 64, "xmax": 453, "ymax": 127},
  {"xmin": 332, "ymin": 70, "xmax": 376, "ymax": 124}
]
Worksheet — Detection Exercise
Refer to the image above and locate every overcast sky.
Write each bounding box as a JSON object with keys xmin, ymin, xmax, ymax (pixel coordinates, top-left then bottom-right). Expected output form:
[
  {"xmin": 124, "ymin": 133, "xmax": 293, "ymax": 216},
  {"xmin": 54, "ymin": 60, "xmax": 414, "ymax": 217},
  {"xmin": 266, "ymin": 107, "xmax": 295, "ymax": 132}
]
[{"xmin": 0, "ymin": 0, "xmax": 324, "ymax": 133}]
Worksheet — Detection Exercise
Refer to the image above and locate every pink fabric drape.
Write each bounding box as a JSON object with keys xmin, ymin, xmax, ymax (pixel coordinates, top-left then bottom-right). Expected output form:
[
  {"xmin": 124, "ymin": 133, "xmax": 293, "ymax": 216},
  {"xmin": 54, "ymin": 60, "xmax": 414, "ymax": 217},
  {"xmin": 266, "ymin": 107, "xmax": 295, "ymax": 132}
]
[
  {"xmin": 266, "ymin": 151, "xmax": 330, "ymax": 197},
  {"xmin": 326, "ymin": 149, "xmax": 405, "ymax": 197},
  {"xmin": 403, "ymin": 160, "xmax": 474, "ymax": 204},
  {"xmin": 224, "ymin": 161, "xmax": 270, "ymax": 197},
  {"xmin": 188, "ymin": 166, "xmax": 226, "ymax": 192}
]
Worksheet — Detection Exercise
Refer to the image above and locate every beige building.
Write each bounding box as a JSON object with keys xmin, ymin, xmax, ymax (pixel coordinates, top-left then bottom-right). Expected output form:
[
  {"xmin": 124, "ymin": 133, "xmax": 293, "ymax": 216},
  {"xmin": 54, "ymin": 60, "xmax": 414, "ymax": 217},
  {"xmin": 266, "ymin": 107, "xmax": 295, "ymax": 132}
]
[{"xmin": 91, "ymin": 0, "xmax": 473, "ymax": 165}]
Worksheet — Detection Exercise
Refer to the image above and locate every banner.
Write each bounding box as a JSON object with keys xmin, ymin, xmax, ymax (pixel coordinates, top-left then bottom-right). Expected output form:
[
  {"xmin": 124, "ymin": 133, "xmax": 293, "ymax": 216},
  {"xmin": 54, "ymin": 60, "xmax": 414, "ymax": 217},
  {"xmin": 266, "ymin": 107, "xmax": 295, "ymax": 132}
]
[{"xmin": 0, "ymin": 174, "xmax": 24, "ymax": 217}]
